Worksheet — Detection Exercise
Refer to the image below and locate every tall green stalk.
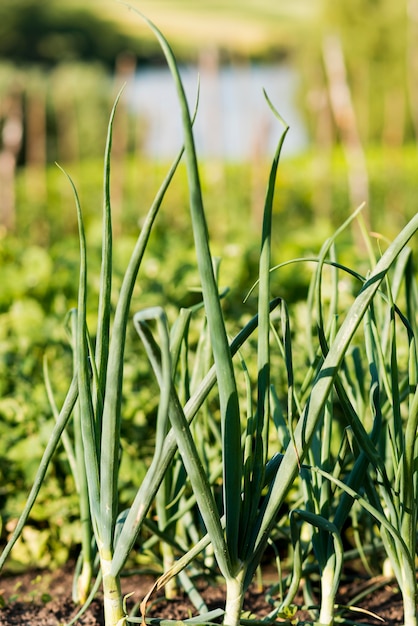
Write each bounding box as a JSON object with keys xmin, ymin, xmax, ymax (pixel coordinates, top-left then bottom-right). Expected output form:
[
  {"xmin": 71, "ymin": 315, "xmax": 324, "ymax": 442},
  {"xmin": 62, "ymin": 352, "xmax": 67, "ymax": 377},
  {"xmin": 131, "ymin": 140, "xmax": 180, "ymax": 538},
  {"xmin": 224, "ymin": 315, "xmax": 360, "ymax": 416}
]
[{"xmin": 129, "ymin": 12, "xmax": 243, "ymax": 571}]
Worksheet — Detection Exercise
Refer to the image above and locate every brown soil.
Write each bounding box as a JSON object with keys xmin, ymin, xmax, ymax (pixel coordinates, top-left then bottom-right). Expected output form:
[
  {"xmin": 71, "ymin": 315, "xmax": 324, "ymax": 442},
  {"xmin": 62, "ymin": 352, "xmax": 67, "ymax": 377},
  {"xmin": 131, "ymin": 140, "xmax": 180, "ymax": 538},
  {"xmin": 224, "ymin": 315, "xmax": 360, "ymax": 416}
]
[{"xmin": 0, "ymin": 564, "xmax": 405, "ymax": 625}]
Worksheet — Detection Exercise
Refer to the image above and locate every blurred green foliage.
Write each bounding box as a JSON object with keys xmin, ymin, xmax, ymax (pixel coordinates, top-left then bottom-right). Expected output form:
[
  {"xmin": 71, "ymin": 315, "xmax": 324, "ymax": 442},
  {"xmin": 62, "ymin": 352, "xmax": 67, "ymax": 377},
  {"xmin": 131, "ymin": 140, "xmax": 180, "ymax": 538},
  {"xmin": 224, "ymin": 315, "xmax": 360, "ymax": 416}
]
[
  {"xmin": 0, "ymin": 0, "xmax": 152, "ymax": 68},
  {"xmin": 0, "ymin": 147, "xmax": 416, "ymax": 569}
]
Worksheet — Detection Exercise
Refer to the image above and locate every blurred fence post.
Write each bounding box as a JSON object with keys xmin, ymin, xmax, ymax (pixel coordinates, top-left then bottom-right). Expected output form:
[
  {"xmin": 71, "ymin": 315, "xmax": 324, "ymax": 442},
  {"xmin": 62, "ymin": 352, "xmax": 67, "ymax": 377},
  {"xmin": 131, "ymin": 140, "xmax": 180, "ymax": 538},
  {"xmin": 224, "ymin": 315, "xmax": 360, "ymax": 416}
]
[
  {"xmin": 51, "ymin": 72, "xmax": 79, "ymax": 165},
  {"xmin": 199, "ymin": 47, "xmax": 223, "ymax": 158},
  {"xmin": 26, "ymin": 78, "xmax": 47, "ymax": 169},
  {"xmin": 407, "ymin": 0, "xmax": 418, "ymax": 143},
  {"xmin": 250, "ymin": 112, "xmax": 271, "ymax": 228},
  {"xmin": 112, "ymin": 52, "xmax": 137, "ymax": 234},
  {"xmin": 322, "ymin": 34, "xmax": 369, "ymax": 227},
  {"xmin": 25, "ymin": 74, "xmax": 48, "ymax": 240},
  {"xmin": 0, "ymin": 85, "xmax": 23, "ymax": 231},
  {"xmin": 306, "ymin": 66, "xmax": 334, "ymax": 220}
]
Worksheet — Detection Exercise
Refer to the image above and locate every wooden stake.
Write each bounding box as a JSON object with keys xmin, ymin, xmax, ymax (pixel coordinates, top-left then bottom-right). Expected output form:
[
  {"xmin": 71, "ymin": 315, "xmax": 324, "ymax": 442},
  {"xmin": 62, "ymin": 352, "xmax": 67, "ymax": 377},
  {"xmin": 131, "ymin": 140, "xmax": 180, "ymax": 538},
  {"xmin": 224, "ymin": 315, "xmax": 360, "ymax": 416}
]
[{"xmin": 322, "ymin": 34, "xmax": 369, "ymax": 227}]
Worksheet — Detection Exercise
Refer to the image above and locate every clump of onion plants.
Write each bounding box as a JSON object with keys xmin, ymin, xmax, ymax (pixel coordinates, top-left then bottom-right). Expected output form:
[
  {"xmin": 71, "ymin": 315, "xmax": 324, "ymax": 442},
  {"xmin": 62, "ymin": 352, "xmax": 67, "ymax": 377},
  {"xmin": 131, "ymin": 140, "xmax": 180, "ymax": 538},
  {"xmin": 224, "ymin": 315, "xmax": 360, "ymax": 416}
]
[
  {"xmin": 120, "ymin": 9, "xmax": 418, "ymax": 626},
  {"xmin": 0, "ymin": 7, "xmax": 417, "ymax": 626},
  {"xmin": 302, "ymin": 241, "xmax": 418, "ymax": 626},
  {"xmin": 259, "ymin": 224, "xmax": 417, "ymax": 626}
]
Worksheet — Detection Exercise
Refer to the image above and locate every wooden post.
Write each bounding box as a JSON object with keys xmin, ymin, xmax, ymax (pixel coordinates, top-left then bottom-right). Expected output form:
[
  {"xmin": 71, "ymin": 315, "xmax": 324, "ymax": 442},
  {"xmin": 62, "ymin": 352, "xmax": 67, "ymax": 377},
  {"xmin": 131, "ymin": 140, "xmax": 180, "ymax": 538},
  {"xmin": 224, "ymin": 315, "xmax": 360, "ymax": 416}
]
[
  {"xmin": 25, "ymin": 78, "xmax": 47, "ymax": 168},
  {"xmin": 322, "ymin": 34, "xmax": 369, "ymax": 226},
  {"xmin": 250, "ymin": 112, "xmax": 271, "ymax": 229},
  {"xmin": 25, "ymin": 74, "xmax": 49, "ymax": 243},
  {"xmin": 306, "ymin": 65, "xmax": 334, "ymax": 220},
  {"xmin": 112, "ymin": 52, "xmax": 137, "ymax": 234},
  {"xmin": 407, "ymin": 0, "xmax": 418, "ymax": 143},
  {"xmin": 0, "ymin": 86, "xmax": 23, "ymax": 231}
]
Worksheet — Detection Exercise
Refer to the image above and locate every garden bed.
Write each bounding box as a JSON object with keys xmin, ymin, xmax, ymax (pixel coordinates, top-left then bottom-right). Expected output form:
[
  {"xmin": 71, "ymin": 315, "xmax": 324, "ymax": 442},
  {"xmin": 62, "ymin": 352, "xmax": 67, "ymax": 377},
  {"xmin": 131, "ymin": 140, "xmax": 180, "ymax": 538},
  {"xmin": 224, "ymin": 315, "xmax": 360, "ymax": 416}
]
[{"xmin": 0, "ymin": 564, "xmax": 405, "ymax": 625}]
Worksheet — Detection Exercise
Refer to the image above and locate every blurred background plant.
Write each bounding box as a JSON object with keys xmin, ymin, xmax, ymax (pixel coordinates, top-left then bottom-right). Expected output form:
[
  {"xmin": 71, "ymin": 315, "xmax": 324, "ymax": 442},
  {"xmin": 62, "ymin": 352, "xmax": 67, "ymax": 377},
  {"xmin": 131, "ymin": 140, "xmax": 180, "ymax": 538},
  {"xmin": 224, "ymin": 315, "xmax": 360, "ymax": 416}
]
[{"xmin": 0, "ymin": 0, "xmax": 416, "ymax": 590}]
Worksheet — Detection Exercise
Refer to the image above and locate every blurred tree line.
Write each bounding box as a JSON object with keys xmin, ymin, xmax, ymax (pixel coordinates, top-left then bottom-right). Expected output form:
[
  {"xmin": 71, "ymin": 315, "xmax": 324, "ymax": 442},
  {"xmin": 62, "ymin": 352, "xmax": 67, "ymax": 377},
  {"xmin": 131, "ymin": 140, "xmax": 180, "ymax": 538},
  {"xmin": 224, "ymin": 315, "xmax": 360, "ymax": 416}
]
[{"xmin": 0, "ymin": 0, "xmax": 159, "ymax": 67}]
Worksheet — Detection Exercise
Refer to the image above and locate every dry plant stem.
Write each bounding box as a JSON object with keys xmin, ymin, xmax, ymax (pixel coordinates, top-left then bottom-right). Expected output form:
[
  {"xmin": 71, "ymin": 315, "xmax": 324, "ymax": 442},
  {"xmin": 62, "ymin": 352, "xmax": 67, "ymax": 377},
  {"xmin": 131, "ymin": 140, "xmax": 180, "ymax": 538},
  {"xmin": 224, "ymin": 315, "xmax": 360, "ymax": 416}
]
[{"xmin": 77, "ymin": 560, "xmax": 94, "ymax": 606}]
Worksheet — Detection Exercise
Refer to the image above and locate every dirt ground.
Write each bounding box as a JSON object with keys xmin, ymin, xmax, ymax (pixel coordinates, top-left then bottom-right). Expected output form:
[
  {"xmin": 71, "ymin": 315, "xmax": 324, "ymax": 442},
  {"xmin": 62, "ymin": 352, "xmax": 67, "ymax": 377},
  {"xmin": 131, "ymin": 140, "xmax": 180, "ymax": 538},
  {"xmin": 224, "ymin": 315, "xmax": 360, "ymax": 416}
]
[{"xmin": 0, "ymin": 563, "xmax": 405, "ymax": 625}]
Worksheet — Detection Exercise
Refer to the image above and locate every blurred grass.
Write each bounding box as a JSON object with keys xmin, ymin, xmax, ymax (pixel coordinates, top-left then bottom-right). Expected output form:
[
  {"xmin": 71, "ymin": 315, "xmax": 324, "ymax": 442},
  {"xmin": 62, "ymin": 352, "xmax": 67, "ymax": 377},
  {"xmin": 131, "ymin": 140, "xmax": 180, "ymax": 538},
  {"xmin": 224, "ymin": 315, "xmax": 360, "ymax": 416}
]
[{"xmin": 15, "ymin": 144, "xmax": 418, "ymax": 257}]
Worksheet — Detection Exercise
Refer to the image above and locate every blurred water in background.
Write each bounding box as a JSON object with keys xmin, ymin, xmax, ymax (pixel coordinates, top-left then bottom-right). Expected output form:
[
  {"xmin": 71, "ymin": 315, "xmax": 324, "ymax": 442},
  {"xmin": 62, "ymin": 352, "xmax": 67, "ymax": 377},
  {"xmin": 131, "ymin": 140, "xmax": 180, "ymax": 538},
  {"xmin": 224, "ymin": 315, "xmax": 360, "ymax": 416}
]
[{"xmin": 128, "ymin": 63, "xmax": 308, "ymax": 160}]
